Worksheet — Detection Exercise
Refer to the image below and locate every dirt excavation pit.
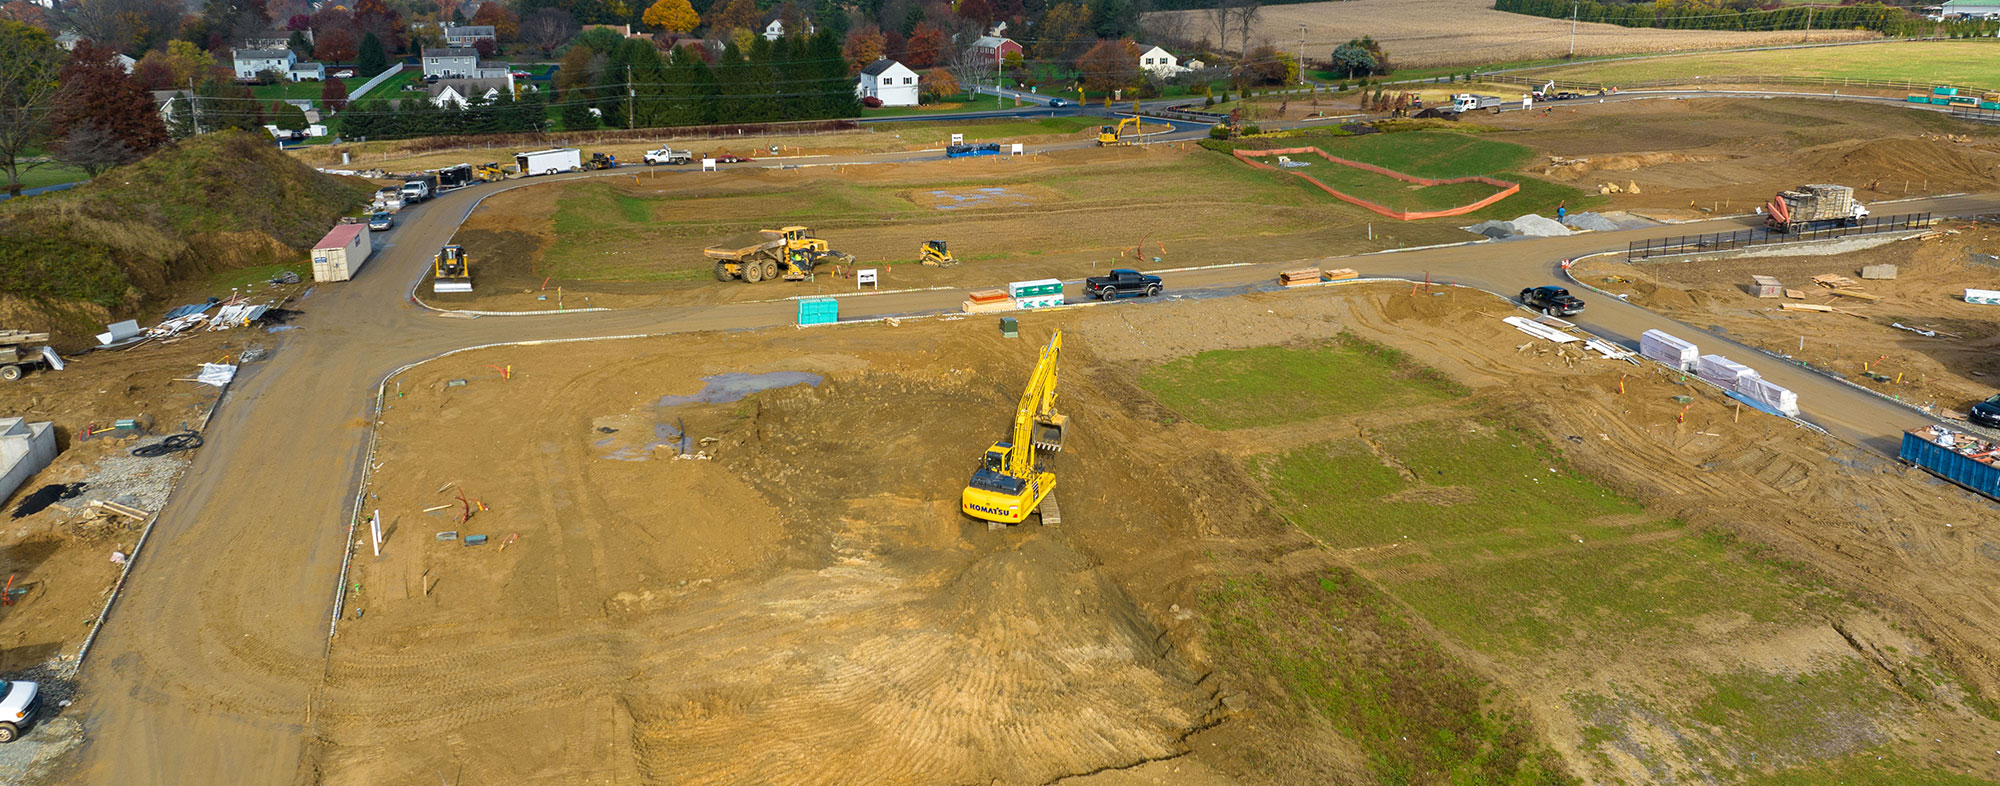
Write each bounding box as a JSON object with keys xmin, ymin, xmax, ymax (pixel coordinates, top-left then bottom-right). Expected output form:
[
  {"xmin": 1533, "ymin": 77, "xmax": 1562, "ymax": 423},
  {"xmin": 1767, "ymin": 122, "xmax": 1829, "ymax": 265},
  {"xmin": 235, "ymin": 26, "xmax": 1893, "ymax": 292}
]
[{"xmin": 312, "ymin": 283, "xmax": 2000, "ymax": 784}]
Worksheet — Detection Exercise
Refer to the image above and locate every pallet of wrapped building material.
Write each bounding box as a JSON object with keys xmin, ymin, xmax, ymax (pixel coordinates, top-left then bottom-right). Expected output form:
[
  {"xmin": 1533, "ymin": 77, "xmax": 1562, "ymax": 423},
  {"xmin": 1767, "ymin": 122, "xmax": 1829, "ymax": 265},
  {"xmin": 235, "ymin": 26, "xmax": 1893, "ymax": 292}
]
[
  {"xmin": 1279, "ymin": 268, "xmax": 1322, "ymax": 286},
  {"xmin": 967, "ymin": 289, "xmax": 1009, "ymax": 304}
]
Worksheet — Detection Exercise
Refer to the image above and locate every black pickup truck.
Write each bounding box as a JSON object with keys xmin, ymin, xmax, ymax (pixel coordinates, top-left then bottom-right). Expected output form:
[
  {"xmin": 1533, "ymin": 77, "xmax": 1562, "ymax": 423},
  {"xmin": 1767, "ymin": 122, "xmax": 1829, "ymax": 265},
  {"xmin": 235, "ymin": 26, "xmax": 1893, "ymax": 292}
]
[
  {"xmin": 1084, "ymin": 269, "xmax": 1163, "ymax": 301},
  {"xmin": 1519, "ymin": 285, "xmax": 1585, "ymax": 316}
]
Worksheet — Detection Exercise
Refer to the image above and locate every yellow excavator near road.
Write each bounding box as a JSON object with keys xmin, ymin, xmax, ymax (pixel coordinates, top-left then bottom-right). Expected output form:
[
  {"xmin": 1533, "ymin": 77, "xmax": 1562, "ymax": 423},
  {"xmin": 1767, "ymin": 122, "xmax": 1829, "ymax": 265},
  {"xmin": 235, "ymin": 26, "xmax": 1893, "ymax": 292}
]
[
  {"xmin": 962, "ymin": 329, "xmax": 1065, "ymax": 525},
  {"xmin": 433, "ymin": 245, "xmax": 472, "ymax": 293},
  {"xmin": 1098, "ymin": 104, "xmax": 1145, "ymax": 146}
]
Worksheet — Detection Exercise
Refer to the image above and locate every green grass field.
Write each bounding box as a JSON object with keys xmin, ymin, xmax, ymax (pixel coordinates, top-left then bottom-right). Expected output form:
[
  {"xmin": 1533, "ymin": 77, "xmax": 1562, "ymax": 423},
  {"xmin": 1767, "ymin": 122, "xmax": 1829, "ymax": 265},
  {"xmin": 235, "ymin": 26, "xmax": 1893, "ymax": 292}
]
[
  {"xmin": 251, "ymin": 77, "xmax": 361, "ymax": 102},
  {"xmin": 1217, "ymin": 129, "xmax": 1591, "ymax": 218},
  {"xmin": 1526, "ymin": 40, "xmax": 2000, "ymax": 89},
  {"xmin": 8, "ymin": 163, "xmax": 87, "ymax": 192},
  {"xmin": 1140, "ymin": 343, "xmax": 1980, "ymax": 782},
  {"xmin": 1292, "ymin": 160, "xmax": 1509, "ymax": 212},
  {"xmin": 860, "ymin": 93, "xmax": 1007, "ymax": 117}
]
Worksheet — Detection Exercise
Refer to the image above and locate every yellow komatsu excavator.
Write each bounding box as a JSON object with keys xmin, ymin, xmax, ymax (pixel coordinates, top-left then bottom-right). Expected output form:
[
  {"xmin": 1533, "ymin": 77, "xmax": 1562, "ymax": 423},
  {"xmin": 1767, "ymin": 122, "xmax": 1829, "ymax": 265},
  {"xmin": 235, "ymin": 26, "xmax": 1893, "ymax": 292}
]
[
  {"xmin": 433, "ymin": 245, "xmax": 471, "ymax": 293},
  {"xmin": 1098, "ymin": 104, "xmax": 1145, "ymax": 146},
  {"xmin": 920, "ymin": 239, "xmax": 957, "ymax": 267},
  {"xmin": 962, "ymin": 329, "xmax": 1066, "ymax": 525}
]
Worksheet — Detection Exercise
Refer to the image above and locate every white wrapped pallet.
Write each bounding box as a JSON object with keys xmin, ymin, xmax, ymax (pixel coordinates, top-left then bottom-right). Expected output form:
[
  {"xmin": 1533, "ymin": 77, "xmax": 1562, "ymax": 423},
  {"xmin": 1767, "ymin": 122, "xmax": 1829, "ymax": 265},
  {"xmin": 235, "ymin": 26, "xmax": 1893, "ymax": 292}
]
[
  {"xmin": 1639, "ymin": 329, "xmax": 1698, "ymax": 371},
  {"xmin": 1967, "ymin": 288, "xmax": 2000, "ymax": 306},
  {"xmin": 1696, "ymin": 354, "xmax": 1759, "ymax": 390},
  {"xmin": 1741, "ymin": 377, "xmax": 1800, "ymax": 417}
]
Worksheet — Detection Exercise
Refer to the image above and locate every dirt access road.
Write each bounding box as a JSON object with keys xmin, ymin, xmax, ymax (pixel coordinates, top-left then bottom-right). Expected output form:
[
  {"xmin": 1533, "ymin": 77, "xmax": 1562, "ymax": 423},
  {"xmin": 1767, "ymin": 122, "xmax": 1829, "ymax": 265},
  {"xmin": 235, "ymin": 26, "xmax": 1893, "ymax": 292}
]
[{"xmin": 61, "ymin": 127, "xmax": 2000, "ymax": 784}]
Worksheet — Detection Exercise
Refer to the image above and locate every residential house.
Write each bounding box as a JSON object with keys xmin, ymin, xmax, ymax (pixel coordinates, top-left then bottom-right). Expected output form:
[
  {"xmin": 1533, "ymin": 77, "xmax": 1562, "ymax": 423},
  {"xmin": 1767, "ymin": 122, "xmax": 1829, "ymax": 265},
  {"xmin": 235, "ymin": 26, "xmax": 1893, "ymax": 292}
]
[
  {"xmin": 233, "ymin": 48, "xmax": 297, "ymax": 80},
  {"xmin": 289, "ymin": 60, "xmax": 326, "ymax": 81},
  {"xmin": 582, "ymin": 24, "xmax": 632, "ymax": 36},
  {"xmin": 114, "ymin": 53, "xmax": 136, "ymax": 73},
  {"xmin": 1941, "ymin": 0, "xmax": 2000, "ymax": 16},
  {"xmin": 760, "ymin": 14, "xmax": 812, "ymax": 40},
  {"xmin": 856, "ymin": 58, "xmax": 919, "ymax": 107},
  {"xmin": 241, "ymin": 36, "xmax": 291, "ymax": 50},
  {"xmin": 442, "ymin": 23, "xmax": 497, "ymax": 48},
  {"xmin": 967, "ymin": 35, "xmax": 1021, "ymax": 67},
  {"xmin": 428, "ymin": 78, "xmax": 513, "ymax": 109},
  {"xmin": 1138, "ymin": 45, "xmax": 1187, "ymax": 78},
  {"xmin": 421, "ymin": 47, "xmax": 481, "ymax": 78}
]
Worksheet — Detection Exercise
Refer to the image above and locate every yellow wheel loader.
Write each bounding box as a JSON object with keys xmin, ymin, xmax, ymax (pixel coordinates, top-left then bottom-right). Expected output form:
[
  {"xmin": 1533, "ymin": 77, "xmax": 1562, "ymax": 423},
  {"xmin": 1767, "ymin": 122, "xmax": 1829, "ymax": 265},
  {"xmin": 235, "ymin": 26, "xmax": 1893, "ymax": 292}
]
[
  {"xmin": 962, "ymin": 329, "xmax": 1066, "ymax": 525},
  {"xmin": 704, "ymin": 226, "xmax": 854, "ymax": 283},
  {"xmin": 433, "ymin": 245, "xmax": 472, "ymax": 293}
]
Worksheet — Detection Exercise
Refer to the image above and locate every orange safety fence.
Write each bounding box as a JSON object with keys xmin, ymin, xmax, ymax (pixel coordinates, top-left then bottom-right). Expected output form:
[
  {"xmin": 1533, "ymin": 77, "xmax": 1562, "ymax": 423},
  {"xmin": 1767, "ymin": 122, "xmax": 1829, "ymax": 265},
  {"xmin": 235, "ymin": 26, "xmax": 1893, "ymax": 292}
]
[{"xmin": 1231, "ymin": 147, "xmax": 1520, "ymax": 221}]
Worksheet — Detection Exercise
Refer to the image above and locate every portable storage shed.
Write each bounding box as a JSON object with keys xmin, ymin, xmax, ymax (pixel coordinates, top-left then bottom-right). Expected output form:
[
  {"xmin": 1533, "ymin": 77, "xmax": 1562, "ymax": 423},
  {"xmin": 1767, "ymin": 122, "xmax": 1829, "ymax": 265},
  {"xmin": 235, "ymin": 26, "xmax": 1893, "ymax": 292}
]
[{"xmin": 311, "ymin": 224, "xmax": 372, "ymax": 282}]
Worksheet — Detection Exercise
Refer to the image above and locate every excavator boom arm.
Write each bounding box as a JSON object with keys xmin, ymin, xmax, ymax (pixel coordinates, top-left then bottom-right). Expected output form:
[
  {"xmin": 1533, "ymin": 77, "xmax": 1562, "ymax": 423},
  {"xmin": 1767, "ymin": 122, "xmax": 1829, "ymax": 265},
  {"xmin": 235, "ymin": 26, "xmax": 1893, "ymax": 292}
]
[{"xmin": 1008, "ymin": 330, "xmax": 1061, "ymax": 476}]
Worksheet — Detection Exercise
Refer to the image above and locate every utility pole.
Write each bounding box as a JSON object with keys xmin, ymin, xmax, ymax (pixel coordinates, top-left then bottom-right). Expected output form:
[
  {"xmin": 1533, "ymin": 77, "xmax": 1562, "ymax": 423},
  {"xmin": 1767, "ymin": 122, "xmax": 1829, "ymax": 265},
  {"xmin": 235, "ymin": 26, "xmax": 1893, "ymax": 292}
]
[
  {"xmin": 1570, "ymin": 0, "xmax": 1578, "ymax": 57},
  {"xmin": 1804, "ymin": 6, "xmax": 1812, "ymax": 42},
  {"xmin": 188, "ymin": 77, "xmax": 202, "ymax": 135},
  {"xmin": 626, "ymin": 65, "xmax": 634, "ymax": 130},
  {"xmin": 1298, "ymin": 23, "xmax": 1307, "ymax": 85}
]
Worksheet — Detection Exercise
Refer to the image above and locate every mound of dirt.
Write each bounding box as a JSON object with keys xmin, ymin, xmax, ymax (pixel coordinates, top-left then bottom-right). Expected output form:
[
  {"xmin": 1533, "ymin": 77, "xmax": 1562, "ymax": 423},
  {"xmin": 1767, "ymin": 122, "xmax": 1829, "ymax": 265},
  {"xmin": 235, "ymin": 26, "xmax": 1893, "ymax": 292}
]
[
  {"xmin": 0, "ymin": 131, "xmax": 372, "ymax": 346},
  {"xmin": 1795, "ymin": 136, "xmax": 2000, "ymax": 190}
]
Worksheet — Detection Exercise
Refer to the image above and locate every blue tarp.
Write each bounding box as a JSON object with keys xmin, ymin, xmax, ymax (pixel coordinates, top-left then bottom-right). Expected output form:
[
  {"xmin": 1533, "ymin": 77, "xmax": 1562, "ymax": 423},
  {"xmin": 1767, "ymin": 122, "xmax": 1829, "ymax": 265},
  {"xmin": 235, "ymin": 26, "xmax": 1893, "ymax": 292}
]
[
  {"xmin": 1724, "ymin": 390, "xmax": 1788, "ymax": 419},
  {"xmin": 163, "ymin": 299, "xmax": 219, "ymax": 320}
]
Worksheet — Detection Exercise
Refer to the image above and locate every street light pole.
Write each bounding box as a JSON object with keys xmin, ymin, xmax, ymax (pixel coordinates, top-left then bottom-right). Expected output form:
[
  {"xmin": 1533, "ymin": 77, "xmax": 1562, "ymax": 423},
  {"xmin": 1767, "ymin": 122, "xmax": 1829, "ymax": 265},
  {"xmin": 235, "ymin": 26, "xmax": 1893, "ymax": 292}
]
[
  {"xmin": 1298, "ymin": 23, "xmax": 1307, "ymax": 85},
  {"xmin": 1570, "ymin": 0, "xmax": 1578, "ymax": 57}
]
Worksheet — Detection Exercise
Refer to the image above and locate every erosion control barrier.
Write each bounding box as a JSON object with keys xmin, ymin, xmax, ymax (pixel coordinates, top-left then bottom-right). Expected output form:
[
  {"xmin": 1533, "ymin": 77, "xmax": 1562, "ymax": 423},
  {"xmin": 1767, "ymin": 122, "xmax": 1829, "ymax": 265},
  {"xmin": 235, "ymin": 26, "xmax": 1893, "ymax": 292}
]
[{"xmin": 1232, "ymin": 147, "xmax": 1519, "ymax": 221}]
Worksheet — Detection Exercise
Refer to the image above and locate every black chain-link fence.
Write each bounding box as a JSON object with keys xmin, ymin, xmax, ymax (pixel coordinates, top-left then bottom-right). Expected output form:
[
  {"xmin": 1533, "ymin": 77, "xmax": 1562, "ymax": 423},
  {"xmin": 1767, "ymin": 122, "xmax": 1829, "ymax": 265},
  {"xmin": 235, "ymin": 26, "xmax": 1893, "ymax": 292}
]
[{"xmin": 1626, "ymin": 212, "xmax": 1933, "ymax": 260}]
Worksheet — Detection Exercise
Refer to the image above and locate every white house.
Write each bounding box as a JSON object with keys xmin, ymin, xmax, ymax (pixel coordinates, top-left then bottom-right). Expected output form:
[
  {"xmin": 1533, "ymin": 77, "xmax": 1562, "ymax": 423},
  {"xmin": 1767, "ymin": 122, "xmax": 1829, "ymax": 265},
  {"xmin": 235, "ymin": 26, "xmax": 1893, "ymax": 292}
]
[
  {"xmin": 428, "ymin": 78, "xmax": 512, "ymax": 108},
  {"xmin": 288, "ymin": 60, "xmax": 326, "ymax": 81},
  {"xmin": 441, "ymin": 23, "xmax": 496, "ymax": 47},
  {"xmin": 856, "ymin": 59, "xmax": 919, "ymax": 107},
  {"xmin": 1138, "ymin": 45, "xmax": 1187, "ymax": 77},
  {"xmin": 114, "ymin": 53, "xmax": 136, "ymax": 73},
  {"xmin": 760, "ymin": 14, "xmax": 812, "ymax": 40},
  {"xmin": 233, "ymin": 48, "xmax": 296, "ymax": 80},
  {"xmin": 422, "ymin": 47, "xmax": 481, "ymax": 77}
]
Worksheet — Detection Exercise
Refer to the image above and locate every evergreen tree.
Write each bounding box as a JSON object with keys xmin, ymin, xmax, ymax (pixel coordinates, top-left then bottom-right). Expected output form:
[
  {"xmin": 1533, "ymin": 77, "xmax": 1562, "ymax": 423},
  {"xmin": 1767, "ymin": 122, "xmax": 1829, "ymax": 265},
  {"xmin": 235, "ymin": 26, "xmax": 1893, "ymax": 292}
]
[
  {"xmin": 357, "ymin": 31, "xmax": 388, "ymax": 75},
  {"xmin": 711, "ymin": 41, "xmax": 747, "ymax": 123},
  {"xmin": 742, "ymin": 36, "xmax": 779, "ymax": 122}
]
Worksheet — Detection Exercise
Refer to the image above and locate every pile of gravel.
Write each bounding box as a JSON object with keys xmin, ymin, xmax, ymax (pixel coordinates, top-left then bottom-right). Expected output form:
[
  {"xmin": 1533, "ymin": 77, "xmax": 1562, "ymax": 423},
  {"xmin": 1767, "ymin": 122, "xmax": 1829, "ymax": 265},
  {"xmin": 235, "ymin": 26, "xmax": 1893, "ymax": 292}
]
[
  {"xmin": 1463, "ymin": 214, "xmax": 1576, "ymax": 239},
  {"xmin": 1561, "ymin": 212, "xmax": 1622, "ymax": 232}
]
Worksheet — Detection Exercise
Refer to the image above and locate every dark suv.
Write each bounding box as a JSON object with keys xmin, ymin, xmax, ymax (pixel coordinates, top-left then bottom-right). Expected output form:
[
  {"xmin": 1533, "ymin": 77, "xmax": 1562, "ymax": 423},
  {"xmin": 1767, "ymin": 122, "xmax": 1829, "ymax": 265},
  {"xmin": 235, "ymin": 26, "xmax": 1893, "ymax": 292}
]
[
  {"xmin": 1970, "ymin": 395, "xmax": 2000, "ymax": 428},
  {"xmin": 1520, "ymin": 285, "xmax": 1585, "ymax": 316}
]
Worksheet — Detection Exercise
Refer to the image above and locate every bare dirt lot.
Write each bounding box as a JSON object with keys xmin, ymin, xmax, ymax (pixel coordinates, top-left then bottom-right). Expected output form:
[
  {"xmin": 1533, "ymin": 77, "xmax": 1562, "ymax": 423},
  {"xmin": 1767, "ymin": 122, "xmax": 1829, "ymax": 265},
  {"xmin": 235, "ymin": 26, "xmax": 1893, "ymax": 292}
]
[
  {"xmin": 308, "ymin": 282, "xmax": 2000, "ymax": 784},
  {"xmin": 1486, "ymin": 97, "xmax": 2000, "ymax": 220},
  {"xmin": 1574, "ymin": 225, "xmax": 2000, "ymax": 418},
  {"xmin": 1148, "ymin": 0, "xmax": 1871, "ymax": 68}
]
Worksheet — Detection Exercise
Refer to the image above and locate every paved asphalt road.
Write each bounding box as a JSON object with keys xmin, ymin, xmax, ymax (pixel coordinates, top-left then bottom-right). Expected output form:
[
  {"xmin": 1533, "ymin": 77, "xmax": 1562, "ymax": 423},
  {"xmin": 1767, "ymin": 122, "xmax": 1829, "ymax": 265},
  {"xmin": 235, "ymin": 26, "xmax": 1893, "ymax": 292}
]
[{"xmin": 62, "ymin": 114, "xmax": 2000, "ymax": 784}]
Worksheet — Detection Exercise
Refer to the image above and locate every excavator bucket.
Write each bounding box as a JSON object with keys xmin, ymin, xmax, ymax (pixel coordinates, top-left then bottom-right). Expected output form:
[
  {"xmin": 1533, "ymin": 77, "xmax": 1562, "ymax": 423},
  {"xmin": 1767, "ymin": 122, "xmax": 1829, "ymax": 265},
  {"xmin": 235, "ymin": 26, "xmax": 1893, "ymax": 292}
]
[{"xmin": 1031, "ymin": 413, "xmax": 1066, "ymax": 452}]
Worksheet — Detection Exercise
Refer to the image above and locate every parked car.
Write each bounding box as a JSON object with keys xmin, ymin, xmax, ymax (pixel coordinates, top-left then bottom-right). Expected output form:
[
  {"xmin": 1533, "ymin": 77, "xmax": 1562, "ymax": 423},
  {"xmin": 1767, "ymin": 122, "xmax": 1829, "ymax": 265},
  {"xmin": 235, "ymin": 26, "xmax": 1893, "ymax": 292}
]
[
  {"xmin": 1520, "ymin": 285, "xmax": 1585, "ymax": 316},
  {"xmin": 331, "ymin": 69, "xmax": 354, "ymax": 78},
  {"xmin": 1047, "ymin": 97, "xmax": 1071, "ymax": 107},
  {"xmin": 511, "ymin": 70, "xmax": 531, "ymax": 78},
  {"xmin": 0, "ymin": 680, "xmax": 41, "ymax": 742},
  {"xmin": 1969, "ymin": 394, "xmax": 2000, "ymax": 428},
  {"xmin": 367, "ymin": 212, "xmax": 395, "ymax": 231}
]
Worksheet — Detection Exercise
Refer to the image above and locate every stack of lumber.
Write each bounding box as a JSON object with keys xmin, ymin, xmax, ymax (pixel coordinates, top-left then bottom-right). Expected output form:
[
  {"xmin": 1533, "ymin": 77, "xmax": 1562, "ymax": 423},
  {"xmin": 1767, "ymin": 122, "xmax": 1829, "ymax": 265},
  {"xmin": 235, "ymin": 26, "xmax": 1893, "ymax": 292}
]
[
  {"xmin": 1322, "ymin": 268, "xmax": 1359, "ymax": 282},
  {"xmin": 1279, "ymin": 268, "xmax": 1322, "ymax": 287},
  {"xmin": 962, "ymin": 289, "xmax": 1015, "ymax": 314},
  {"xmin": 1812, "ymin": 273, "xmax": 1860, "ymax": 289}
]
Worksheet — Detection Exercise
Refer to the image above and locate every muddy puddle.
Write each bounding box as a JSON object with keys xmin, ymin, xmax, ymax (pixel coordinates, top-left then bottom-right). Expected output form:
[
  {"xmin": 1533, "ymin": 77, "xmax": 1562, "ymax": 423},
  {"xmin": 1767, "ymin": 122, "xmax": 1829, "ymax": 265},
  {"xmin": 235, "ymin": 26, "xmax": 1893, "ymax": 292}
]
[{"xmin": 594, "ymin": 371, "xmax": 823, "ymax": 460}]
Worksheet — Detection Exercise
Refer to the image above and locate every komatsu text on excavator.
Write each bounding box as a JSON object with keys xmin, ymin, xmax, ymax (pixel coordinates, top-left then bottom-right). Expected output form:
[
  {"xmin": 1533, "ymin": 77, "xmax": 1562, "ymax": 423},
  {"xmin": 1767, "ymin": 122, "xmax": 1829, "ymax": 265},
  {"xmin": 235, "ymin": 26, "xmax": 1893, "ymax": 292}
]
[{"xmin": 961, "ymin": 329, "xmax": 1066, "ymax": 525}]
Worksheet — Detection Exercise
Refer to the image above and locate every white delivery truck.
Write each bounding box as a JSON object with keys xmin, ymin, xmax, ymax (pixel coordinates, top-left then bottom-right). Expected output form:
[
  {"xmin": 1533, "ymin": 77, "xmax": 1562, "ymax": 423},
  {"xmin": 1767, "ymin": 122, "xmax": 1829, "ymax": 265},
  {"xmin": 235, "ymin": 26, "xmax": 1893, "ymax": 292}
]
[
  {"xmin": 516, "ymin": 148, "xmax": 583, "ymax": 176},
  {"xmin": 1451, "ymin": 93, "xmax": 1506, "ymax": 113},
  {"xmin": 311, "ymin": 223, "xmax": 373, "ymax": 282}
]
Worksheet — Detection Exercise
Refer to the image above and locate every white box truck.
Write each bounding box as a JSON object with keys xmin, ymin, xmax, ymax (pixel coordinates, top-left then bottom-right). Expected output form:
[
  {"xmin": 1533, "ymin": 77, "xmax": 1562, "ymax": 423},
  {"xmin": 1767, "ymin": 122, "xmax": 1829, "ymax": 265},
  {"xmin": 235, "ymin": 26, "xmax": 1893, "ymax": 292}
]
[
  {"xmin": 1451, "ymin": 93, "xmax": 1506, "ymax": 113},
  {"xmin": 311, "ymin": 223, "xmax": 373, "ymax": 282},
  {"xmin": 516, "ymin": 148, "xmax": 582, "ymax": 176}
]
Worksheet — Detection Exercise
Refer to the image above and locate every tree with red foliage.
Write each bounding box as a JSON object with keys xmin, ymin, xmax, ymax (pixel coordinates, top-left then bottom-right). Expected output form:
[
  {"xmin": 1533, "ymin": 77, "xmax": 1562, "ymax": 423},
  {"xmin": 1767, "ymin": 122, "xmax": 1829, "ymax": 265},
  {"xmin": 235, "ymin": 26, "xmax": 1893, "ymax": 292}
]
[
  {"xmin": 956, "ymin": 0, "xmax": 991, "ymax": 25},
  {"xmin": 0, "ymin": 1, "xmax": 49, "ymax": 30},
  {"xmin": 319, "ymin": 75, "xmax": 348, "ymax": 110},
  {"xmin": 1076, "ymin": 38, "xmax": 1140, "ymax": 93},
  {"xmin": 352, "ymin": 0, "xmax": 404, "ymax": 53},
  {"xmin": 316, "ymin": 26, "xmax": 357, "ymax": 62},
  {"xmin": 905, "ymin": 22, "xmax": 945, "ymax": 67},
  {"xmin": 51, "ymin": 40, "xmax": 165, "ymax": 175},
  {"xmin": 472, "ymin": 2, "xmax": 519, "ymax": 41},
  {"xmin": 473, "ymin": 37, "xmax": 495, "ymax": 56},
  {"xmin": 285, "ymin": 13, "xmax": 310, "ymax": 30}
]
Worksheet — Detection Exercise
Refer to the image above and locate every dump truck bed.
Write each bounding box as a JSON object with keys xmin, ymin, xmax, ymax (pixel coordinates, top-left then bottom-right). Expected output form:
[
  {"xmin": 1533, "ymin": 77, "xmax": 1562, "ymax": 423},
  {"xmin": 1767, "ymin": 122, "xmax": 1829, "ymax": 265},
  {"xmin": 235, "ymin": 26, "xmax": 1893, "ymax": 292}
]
[{"xmin": 703, "ymin": 230, "xmax": 786, "ymax": 261}]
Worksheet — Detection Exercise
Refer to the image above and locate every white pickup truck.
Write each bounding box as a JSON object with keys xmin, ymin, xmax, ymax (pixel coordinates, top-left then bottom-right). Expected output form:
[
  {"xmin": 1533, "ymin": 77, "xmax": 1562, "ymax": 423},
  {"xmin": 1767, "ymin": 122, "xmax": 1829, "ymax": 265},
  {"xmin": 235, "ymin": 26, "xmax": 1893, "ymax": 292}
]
[
  {"xmin": 1451, "ymin": 93, "xmax": 1507, "ymax": 113},
  {"xmin": 644, "ymin": 147, "xmax": 693, "ymax": 165}
]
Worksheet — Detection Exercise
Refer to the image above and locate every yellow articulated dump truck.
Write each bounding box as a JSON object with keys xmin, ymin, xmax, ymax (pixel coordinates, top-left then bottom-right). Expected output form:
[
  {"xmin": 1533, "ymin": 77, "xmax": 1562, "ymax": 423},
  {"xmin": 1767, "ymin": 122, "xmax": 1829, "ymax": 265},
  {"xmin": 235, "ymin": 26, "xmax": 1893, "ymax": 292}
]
[{"xmin": 705, "ymin": 226, "xmax": 854, "ymax": 283}]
